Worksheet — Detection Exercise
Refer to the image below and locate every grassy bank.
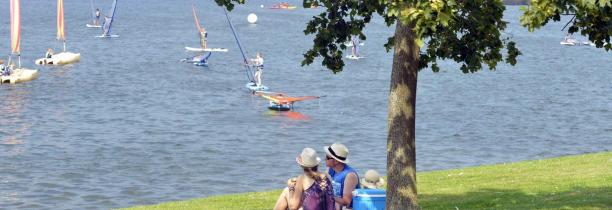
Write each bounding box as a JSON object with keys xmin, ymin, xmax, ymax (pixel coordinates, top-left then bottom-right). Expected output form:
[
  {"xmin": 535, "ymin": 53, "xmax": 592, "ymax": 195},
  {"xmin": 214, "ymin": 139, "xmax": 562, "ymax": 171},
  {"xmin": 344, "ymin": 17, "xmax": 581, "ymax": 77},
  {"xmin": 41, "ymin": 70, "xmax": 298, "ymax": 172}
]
[{"xmin": 121, "ymin": 152, "xmax": 612, "ymax": 210}]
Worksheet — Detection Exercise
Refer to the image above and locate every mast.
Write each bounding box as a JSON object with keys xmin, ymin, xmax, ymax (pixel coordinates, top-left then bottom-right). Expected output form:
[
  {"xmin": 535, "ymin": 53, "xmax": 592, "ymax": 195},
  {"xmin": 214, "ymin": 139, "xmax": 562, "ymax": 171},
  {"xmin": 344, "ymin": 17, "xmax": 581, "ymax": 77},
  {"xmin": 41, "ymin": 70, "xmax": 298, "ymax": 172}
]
[
  {"xmin": 10, "ymin": 0, "xmax": 21, "ymax": 67},
  {"xmin": 223, "ymin": 8, "xmax": 255, "ymax": 83},
  {"xmin": 90, "ymin": 0, "xmax": 96, "ymax": 24}
]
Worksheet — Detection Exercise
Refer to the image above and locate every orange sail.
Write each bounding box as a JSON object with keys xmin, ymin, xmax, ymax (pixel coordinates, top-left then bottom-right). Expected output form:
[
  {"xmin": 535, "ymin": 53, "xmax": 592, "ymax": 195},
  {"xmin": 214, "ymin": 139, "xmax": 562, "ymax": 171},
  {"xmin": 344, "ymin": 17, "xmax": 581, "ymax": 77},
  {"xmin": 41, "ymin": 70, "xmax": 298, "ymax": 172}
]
[
  {"xmin": 10, "ymin": 0, "xmax": 21, "ymax": 54},
  {"xmin": 57, "ymin": 0, "xmax": 65, "ymax": 41},
  {"xmin": 192, "ymin": 4, "xmax": 202, "ymax": 32},
  {"xmin": 257, "ymin": 92, "xmax": 320, "ymax": 104}
]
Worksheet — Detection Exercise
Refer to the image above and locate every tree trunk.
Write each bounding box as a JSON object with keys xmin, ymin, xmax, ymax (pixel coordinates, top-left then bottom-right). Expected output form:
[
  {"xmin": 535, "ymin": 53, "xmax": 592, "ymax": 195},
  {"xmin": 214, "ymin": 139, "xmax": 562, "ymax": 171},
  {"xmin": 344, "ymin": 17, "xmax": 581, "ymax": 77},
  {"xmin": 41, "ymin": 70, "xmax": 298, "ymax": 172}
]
[{"xmin": 386, "ymin": 20, "xmax": 419, "ymax": 209}]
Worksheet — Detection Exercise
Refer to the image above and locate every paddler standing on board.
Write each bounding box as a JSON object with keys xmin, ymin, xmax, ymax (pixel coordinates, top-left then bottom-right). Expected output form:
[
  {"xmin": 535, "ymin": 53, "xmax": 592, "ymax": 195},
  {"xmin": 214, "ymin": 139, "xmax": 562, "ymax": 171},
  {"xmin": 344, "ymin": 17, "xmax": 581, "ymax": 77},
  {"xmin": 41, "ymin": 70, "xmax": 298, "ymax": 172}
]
[
  {"xmin": 249, "ymin": 52, "xmax": 264, "ymax": 87},
  {"xmin": 95, "ymin": 8, "xmax": 101, "ymax": 26},
  {"xmin": 199, "ymin": 27, "xmax": 208, "ymax": 50},
  {"xmin": 351, "ymin": 35, "xmax": 360, "ymax": 57}
]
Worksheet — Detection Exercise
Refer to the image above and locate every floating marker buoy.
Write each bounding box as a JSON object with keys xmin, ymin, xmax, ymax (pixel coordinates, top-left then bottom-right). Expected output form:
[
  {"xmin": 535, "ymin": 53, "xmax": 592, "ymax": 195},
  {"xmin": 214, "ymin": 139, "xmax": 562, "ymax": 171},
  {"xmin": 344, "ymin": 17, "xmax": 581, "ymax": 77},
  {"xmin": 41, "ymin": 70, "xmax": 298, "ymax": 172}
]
[
  {"xmin": 247, "ymin": 13, "xmax": 258, "ymax": 24},
  {"xmin": 260, "ymin": 4, "xmax": 264, "ymax": 8}
]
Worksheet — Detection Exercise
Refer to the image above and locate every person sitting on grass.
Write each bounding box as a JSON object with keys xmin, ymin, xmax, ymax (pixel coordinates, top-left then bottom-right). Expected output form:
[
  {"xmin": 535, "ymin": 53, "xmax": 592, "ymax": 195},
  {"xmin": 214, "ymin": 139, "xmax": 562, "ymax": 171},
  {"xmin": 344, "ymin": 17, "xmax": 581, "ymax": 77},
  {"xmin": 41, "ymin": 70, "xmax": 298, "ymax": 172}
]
[
  {"xmin": 324, "ymin": 143, "xmax": 360, "ymax": 210},
  {"xmin": 274, "ymin": 148, "xmax": 336, "ymax": 210}
]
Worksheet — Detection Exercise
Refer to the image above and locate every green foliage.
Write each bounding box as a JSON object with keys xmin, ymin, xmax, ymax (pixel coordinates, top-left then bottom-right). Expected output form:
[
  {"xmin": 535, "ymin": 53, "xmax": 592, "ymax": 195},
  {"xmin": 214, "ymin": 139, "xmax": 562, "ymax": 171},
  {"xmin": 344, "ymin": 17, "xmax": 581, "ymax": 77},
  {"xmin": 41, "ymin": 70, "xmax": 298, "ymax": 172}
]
[
  {"xmin": 299, "ymin": 0, "xmax": 523, "ymax": 74},
  {"xmin": 119, "ymin": 152, "xmax": 612, "ymax": 210},
  {"xmin": 521, "ymin": 0, "xmax": 612, "ymax": 50}
]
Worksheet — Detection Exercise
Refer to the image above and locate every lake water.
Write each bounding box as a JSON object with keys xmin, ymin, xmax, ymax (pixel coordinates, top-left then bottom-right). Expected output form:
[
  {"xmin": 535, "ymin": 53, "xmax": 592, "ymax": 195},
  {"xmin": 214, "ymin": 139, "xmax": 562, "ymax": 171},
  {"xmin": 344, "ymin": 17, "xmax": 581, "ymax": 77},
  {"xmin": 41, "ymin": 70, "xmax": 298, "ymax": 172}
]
[{"xmin": 0, "ymin": 1, "xmax": 610, "ymax": 209}]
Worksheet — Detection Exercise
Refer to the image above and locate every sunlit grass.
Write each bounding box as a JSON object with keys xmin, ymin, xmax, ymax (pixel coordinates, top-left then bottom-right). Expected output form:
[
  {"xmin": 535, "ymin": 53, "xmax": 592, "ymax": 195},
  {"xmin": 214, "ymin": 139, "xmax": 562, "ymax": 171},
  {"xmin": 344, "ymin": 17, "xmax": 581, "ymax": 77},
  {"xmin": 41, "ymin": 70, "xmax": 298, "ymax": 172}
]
[{"xmin": 119, "ymin": 152, "xmax": 612, "ymax": 210}]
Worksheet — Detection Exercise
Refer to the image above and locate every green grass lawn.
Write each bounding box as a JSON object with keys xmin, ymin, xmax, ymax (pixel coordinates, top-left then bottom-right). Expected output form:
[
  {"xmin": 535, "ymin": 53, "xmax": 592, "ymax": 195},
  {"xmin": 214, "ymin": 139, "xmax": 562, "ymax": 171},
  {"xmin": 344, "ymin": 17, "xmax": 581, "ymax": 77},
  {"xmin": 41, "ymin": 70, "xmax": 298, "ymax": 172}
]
[{"xmin": 120, "ymin": 152, "xmax": 612, "ymax": 210}]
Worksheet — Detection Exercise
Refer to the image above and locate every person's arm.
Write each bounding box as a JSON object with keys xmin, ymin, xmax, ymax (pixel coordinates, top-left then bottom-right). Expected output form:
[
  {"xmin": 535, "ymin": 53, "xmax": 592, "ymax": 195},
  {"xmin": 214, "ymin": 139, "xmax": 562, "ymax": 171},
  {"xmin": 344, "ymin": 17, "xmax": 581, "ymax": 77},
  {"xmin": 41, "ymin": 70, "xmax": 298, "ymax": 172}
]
[
  {"xmin": 288, "ymin": 175, "xmax": 304, "ymax": 210},
  {"xmin": 335, "ymin": 172, "xmax": 358, "ymax": 207}
]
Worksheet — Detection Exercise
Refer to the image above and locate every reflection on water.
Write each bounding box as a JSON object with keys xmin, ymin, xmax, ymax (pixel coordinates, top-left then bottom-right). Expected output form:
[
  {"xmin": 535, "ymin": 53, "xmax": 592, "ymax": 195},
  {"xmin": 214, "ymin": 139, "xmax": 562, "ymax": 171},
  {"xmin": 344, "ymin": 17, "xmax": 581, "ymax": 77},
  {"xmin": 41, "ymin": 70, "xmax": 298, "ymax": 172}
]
[{"xmin": 265, "ymin": 110, "xmax": 311, "ymax": 121}]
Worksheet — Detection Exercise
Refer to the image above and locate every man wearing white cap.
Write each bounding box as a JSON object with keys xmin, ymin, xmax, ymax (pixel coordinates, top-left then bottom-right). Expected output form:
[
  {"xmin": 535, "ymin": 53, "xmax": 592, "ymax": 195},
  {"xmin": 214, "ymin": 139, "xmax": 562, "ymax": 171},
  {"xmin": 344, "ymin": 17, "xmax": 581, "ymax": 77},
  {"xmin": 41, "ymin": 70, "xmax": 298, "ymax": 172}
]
[{"xmin": 325, "ymin": 143, "xmax": 360, "ymax": 210}]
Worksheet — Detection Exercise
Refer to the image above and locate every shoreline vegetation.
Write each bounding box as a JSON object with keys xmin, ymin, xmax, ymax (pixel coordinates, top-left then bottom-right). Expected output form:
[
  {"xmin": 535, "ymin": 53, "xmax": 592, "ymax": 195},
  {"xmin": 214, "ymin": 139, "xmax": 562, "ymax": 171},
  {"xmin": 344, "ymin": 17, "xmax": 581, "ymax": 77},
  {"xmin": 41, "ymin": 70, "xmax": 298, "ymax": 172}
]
[
  {"xmin": 504, "ymin": 0, "xmax": 530, "ymax": 5},
  {"xmin": 119, "ymin": 151, "xmax": 611, "ymax": 210}
]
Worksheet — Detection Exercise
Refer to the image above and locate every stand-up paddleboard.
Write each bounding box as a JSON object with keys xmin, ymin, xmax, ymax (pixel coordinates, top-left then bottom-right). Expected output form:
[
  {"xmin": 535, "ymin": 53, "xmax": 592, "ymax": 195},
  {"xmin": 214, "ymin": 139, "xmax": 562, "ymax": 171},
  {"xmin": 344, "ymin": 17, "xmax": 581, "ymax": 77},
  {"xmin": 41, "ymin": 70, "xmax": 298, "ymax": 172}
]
[
  {"xmin": 346, "ymin": 55, "xmax": 364, "ymax": 60},
  {"xmin": 86, "ymin": 24, "xmax": 101, "ymax": 28},
  {"xmin": 246, "ymin": 81, "xmax": 269, "ymax": 91},
  {"xmin": 95, "ymin": 34, "xmax": 119, "ymax": 38},
  {"xmin": 97, "ymin": 0, "xmax": 118, "ymax": 38},
  {"xmin": 345, "ymin": 42, "xmax": 365, "ymax": 47},
  {"xmin": 185, "ymin": 46, "xmax": 228, "ymax": 52}
]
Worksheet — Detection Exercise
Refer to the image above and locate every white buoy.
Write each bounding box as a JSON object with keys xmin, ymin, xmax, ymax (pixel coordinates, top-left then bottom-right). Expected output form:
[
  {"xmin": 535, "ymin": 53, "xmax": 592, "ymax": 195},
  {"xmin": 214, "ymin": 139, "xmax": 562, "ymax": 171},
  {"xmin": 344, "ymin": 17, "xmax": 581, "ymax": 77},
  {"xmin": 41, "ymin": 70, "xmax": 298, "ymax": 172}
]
[
  {"xmin": 260, "ymin": 4, "xmax": 264, "ymax": 8},
  {"xmin": 247, "ymin": 13, "xmax": 258, "ymax": 24}
]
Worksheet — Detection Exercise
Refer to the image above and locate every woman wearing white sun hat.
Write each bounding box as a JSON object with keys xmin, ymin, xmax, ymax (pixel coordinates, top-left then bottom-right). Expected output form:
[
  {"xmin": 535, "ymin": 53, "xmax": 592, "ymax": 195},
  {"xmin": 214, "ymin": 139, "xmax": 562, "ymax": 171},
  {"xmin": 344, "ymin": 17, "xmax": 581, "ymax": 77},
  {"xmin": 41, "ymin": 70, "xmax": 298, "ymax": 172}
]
[
  {"xmin": 274, "ymin": 148, "xmax": 335, "ymax": 210},
  {"xmin": 325, "ymin": 143, "xmax": 360, "ymax": 210}
]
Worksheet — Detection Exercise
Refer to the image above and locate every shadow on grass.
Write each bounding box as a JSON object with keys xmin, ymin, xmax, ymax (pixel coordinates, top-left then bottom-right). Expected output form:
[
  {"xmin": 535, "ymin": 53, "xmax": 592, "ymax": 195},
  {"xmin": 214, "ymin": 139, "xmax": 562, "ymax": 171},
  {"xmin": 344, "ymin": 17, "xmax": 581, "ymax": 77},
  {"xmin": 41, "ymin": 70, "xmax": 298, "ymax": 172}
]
[{"xmin": 420, "ymin": 186, "xmax": 612, "ymax": 209}]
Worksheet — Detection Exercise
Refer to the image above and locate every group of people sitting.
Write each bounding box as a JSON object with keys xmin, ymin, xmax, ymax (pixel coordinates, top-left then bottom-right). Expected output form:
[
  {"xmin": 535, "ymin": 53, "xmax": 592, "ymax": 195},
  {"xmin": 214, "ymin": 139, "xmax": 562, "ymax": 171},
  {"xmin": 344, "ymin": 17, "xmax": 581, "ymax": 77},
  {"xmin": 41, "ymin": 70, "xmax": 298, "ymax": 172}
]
[
  {"xmin": 274, "ymin": 143, "xmax": 385, "ymax": 210},
  {"xmin": 0, "ymin": 59, "xmax": 13, "ymax": 76}
]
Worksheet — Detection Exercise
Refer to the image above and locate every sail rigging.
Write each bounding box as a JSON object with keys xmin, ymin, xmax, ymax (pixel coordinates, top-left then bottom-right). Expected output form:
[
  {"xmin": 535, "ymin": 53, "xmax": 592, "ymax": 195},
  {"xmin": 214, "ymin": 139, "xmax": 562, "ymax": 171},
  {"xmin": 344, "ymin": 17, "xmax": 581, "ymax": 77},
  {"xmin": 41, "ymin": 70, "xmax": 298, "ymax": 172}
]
[
  {"xmin": 10, "ymin": 0, "xmax": 21, "ymax": 54},
  {"xmin": 89, "ymin": 0, "xmax": 97, "ymax": 25},
  {"xmin": 223, "ymin": 8, "xmax": 255, "ymax": 83},
  {"xmin": 192, "ymin": 4, "xmax": 202, "ymax": 32},
  {"xmin": 101, "ymin": 0, "xmax": 118, "ymax": 36}
]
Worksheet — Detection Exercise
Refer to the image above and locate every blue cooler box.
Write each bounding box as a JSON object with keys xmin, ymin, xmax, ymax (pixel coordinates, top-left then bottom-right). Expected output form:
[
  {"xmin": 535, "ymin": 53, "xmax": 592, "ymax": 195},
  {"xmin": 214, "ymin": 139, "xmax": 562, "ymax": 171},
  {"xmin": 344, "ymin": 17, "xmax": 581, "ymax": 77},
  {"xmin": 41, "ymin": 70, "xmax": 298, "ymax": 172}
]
[{"xmin": 352, "ymin": 189, "xmax": 386, "ymax": 210}]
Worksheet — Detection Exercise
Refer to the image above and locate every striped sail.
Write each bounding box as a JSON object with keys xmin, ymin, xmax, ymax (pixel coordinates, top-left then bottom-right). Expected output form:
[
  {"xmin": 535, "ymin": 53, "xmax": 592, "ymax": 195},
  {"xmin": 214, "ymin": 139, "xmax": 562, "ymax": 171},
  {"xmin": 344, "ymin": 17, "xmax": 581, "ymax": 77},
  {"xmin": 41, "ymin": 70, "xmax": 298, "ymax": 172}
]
[
  {"xmin": 101, "ymin": 0, "xmax": 118, "ymax": 36},
  {"xmin": 57, "ymin": 0, "xmax": 65, "ymax": 41},
  {"xmin": 10, "ymin": 0, "xmax": 21, "ymax": 54}
]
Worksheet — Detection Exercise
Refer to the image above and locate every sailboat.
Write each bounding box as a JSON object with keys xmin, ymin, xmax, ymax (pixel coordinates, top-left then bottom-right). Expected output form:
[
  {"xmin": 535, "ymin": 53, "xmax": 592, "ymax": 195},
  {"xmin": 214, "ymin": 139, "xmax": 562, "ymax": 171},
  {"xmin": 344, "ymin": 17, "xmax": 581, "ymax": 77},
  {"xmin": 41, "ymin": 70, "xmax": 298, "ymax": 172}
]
[
  {"xmin": 1, "ymin": 0, "xmax": 39, "ymax": 84},
  {"xmin": 184, "ymin": 4, "xmax": 228, "ymax": 53},
  {"xmin": 96, "ymin": 0, "xmax": 119, "ymax": 38},
  {"xmin": 223, "ymin": 8, "xmax": 269, "ymax": 91},
  {"xmin": 86, "ymin": 0, "xmax": 101, "ymax": 28},
  {"xmin": 35, "ymin": 0, "xmax": 81, "ymax": 65}
]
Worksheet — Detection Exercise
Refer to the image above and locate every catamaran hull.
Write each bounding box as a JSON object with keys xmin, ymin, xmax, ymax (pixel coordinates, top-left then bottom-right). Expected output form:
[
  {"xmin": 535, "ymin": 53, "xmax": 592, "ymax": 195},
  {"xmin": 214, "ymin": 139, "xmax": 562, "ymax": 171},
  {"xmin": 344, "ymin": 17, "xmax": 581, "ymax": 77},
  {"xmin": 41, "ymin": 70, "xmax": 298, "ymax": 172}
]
[
  {"xmin": 246, "ymin": 82, "xmax": 269, "ymax": 91},
  {"xmin": 35, "ymin": 52, "xmax": 81, "ymax": 65},
  {"xmin": 1, "ymin": 68, "xmax": 39, "ymax": 84}
]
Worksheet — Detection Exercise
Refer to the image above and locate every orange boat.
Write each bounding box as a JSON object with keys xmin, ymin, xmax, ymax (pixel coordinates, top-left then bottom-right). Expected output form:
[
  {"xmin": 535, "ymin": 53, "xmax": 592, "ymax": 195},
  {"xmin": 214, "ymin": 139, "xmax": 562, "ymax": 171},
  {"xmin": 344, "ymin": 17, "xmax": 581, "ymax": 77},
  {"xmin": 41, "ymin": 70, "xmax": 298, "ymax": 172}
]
[{"xmin": 256, "ymin": 92, "xmax": 319, "ymax": 111}]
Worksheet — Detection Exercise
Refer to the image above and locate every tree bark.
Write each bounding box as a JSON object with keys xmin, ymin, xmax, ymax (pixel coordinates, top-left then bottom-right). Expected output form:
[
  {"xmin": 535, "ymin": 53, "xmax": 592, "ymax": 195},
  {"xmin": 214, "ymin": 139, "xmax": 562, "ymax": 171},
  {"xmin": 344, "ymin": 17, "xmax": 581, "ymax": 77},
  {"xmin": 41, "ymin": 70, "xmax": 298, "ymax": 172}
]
[{"xmin": 386, "ymin": 20, "xmax": 419, "ymax": 209}]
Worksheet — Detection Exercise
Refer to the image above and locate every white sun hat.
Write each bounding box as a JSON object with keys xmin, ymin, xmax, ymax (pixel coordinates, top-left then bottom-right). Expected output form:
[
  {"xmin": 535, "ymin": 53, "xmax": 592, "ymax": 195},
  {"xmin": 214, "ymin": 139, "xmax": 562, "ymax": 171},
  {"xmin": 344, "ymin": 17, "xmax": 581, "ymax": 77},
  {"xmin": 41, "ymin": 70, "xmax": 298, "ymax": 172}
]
[
  {"xmin": 361, "ymin": 169, "xmax": 385, "ymax": 189},
  {"xmin": 324, "ymin": 143, "xmax": 349, "ymax": 163},
  {"xmin": 296, "ymin": 148, "xmax": 321, "ymax": 168}
]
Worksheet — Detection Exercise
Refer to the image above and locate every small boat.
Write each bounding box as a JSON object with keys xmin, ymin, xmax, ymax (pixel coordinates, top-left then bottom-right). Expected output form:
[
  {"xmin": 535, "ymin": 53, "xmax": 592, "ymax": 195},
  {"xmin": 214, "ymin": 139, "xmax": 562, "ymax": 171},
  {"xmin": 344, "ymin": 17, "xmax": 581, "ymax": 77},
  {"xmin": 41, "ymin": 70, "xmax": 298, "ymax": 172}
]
[
  {"xmin": 270, "ymin": 3, "xmax": 296, "ymax": 9},
  {"xmin": 2, "ymin": 0, "xmax": 38, "ymax": 84},
  {"xmin": 35, "ymin": 0, "xmax": 80, "ymax": 66}
]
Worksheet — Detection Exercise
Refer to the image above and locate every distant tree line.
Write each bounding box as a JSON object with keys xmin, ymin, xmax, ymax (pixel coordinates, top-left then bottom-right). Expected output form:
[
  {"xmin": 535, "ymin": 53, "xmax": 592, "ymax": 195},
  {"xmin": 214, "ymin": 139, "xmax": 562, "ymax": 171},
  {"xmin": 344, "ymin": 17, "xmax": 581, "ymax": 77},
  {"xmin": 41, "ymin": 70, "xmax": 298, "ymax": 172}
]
[{"xmin": 504, "ymin": 0, "xmax": 530, "ymax": 5}]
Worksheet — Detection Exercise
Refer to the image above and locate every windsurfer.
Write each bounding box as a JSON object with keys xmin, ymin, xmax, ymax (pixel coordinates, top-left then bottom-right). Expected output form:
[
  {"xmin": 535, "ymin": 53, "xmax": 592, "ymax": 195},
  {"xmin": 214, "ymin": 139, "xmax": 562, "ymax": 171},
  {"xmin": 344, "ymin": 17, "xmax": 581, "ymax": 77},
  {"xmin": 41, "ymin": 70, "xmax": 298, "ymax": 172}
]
[
  {"xmin": 249, "ymin": 52, "xmax": 264, "ymax": 86},
  {"xmin": 351, "ymin": 35, "xmax": 360, "ymax": 57},
  {"xmin": 199, "ymin": 27, "xmax": 208, "ymax": 50}
]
